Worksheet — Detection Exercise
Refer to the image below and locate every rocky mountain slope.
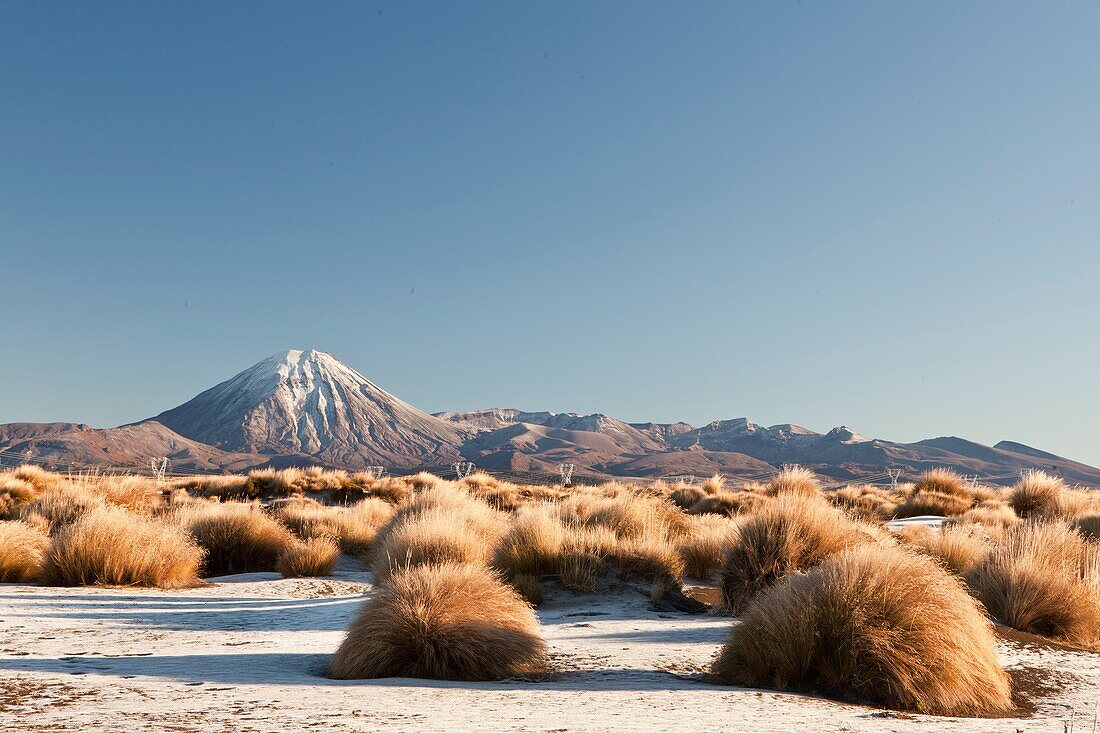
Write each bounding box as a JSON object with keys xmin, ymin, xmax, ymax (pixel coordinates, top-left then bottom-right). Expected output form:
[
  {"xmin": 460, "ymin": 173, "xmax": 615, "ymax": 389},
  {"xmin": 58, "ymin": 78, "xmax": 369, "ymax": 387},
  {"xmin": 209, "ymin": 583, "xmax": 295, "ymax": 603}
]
[{"xmin": 152, "ymin": 349, "xmax": 465, "ymax": 469}]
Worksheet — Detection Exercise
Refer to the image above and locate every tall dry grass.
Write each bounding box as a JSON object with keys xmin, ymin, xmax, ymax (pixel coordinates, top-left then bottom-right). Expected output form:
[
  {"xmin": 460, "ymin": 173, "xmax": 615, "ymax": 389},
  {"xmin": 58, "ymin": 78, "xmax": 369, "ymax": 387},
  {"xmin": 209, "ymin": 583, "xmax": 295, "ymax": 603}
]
[
  {"xmin": 896, "ymin": 523, "xmax": 992, "ymax": 575},
  {"xmin": 718, "ymin": 493, "xmax": 882, "ymax": 614},
  {"xmin": 686, "ymin": 490, "xmax": 770, "ymax": 517},
  {"xmin": 712, "ymin": 543, "xmax": 1013, "ymax": 716},
  {"xmin": 372, "ymin": 506, "xmax": 503, "ymax": 580},
  {"xmin": 173, "ymin": 502, "xmax": 297, "ymax": 576},
  {"xmin": 41, "ymin": 506, "xmax": 203, "ymax": 588},
  {"xmin": 966, "ymin": 521, "xmax": 1100, "ymax": 647},
  {"xmin": 831, "ymin": 484, "xmax": 898, "ymax": 521},
  {"xmin": 1009, "ymin": 470, "xmax": 1070, "ymax": 519},
  {"xmin": 766, "ymin": 465, "xmax": 820, "ymax": 497},
  {"xmin": 0, "ymin": 474, "xmax": 39, "ymax": 520},
  {"xmin": 953, "ymin": 500, "xmax": 1020, "ymax": 538},
  {"xmin": 276, "ymin": 537, "xmax": 341, "ymax": 577},
  {"xmin": 0, "ymin": 519, "xmax": 51, "ymax": 582},
  {"xmin": 370, "ymin": 487, "xmax": 507, "ymax": 580},
  {"xmin": 277, "ymin": 498, "xmax": 393, "ymax": 556},
  {"xmin": 1072, "ymin": 513, "xmax": 1100, "ymax": 541},
  {"xmin": 328, "ymin": 563, "xmax": 548, "ymax": 680},
  {"xmin": 677, "ymin": 514, "xmax": 738, "ymax": 579},
  {"xmin": 893, "ymin": 469, "xmax": 976, "ymax": 518}
]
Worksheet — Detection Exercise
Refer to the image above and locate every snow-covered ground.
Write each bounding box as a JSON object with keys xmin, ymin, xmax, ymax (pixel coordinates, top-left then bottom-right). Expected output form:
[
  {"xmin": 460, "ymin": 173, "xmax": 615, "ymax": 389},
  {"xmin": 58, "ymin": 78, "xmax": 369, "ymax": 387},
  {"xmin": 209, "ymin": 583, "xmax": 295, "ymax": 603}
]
[{"xmin": 1, "ymin": 565, "xmax": 1097, "ymax": 732}]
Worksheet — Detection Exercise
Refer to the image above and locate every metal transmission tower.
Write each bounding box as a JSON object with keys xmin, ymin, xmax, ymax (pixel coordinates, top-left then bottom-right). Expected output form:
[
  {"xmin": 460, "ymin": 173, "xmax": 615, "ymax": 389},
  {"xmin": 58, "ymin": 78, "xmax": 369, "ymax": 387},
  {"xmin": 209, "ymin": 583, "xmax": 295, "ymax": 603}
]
[
  {"xmin": 886, "ymin": 469, "xmax": 902, "ymax": 492},
  {"xmin": 559, "ymin": 463, "xmax": 575, "ymax": 487},
  {"xmin": 453, "ymin": 462, "xmax": 476, "ymax": 480},
  {"xmin": 149, "ymin": 457, "xmax": 169, "ymax": 484}
]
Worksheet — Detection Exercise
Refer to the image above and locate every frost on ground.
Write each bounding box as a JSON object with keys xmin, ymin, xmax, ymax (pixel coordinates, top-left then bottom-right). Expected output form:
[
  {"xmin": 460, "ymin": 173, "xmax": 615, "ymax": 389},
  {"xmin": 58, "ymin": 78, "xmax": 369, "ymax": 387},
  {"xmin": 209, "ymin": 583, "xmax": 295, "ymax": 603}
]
[{"xmin": 0, "ymin": 566, "xmax": 1097, "ymax": 733}]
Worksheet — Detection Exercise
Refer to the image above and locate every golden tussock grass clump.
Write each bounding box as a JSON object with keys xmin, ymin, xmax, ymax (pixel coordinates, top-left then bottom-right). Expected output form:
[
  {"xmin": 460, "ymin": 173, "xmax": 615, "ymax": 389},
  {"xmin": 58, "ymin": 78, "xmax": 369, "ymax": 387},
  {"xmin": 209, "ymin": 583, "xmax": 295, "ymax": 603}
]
[
  {"xmin": 243, "ymin": 467, "xmax": 343, "ymax": 496},
  {"xmin": 582, "ymin": 492, "xmax": 690, "ymax": 541},
  {"xmin": 766, "ymin": 465, "xmax": 821, "ymax": 497},
  {"xmin": 508, "ymin": 573, "xmax": 545, "ymax": 605},
  {"xmin": 896, "ymin": 523, "xmax": 992, "ymax": 575},
  {"xmin": 0, "ymin": 474, "xmax": 40, "ymax": 519},
  {"xmin": 701, "ymin": 474, "xmax": 725, "ymax": 494},
  {"xmin": 831, "ymin": 484, "xmax": 898, "ymax": 521},
  {"xmin": 372, "ymin": 484, "xmax": 505, "ymax": 548},
  {"xmin": 177, "ymin": 474, "xmax": 252, "ymax": 500},
  {"xmin": 687, "ymin": 490, "xmax": 770, "ymax": 517},
  {"xmin": 277, "ymin": 498, "xmax": 393, "ymax": 556},
  {"xmin": 0, "ymin": 519, "xmax": 51, "ymax": 582},
  {"xmin": 718, "ymin": 493, "xmax": 882, "ymax": 614},
  {"xmin": 1071, "ymin": 513, "xmax": 1100, "ymax": 541},
  {"xmin": 371, "ymin": 496, "xmax": 507, "ymax": 580},
  {"xmin": 276, "ymin": 536, "xmax": 341, "ymax": 577},
  {"xmin": 86, "ymin": 475, "xmax": 164, "ymax": 514},
  {"xmin": 174, "ymin": 502, "xmax": 297, "ymax": 576},
  {"xmin": 712, "ymin": 543, "xmax": 1013, "ymax": 716},
  {"xmin": 492, "ymin": 505, "xmax": 567, "ymax": 580},
  {"xmin": 553, "ymin": 492, "xmax": 605, "ymax": 525},
  {"xmin": 459, "ymin": 471, "xmax": 502, "ymax": 492},
  {"xmin": 462, "ymin": 475, "xmax": 523, "ymax": 511},
  {"xmin": 19, "ymin": 511, "xmax": 51, "ymax": 535},
  {"xmin": 21, "ymin": 485, "xmax": 105, "ymax": 529},
  {"xmin": 560, "ymin": 551, "xmax": 603, "ymax": 593},
  {"xmin": 677, "ymin": 514, "xmax": 738, "ymax": 579},
  {"xmin": 613, "ymin": 535, "xmax": 685, "ymax": 582},
  {"xmin": 327, "ymin": 562, "xmax": 548, "ymax": 681},
  {"xmin": 915, "ymin": 468, "xmax": 972, "ymax": 498},
  {"xmin": 408, "ymin": 471, "xmax": 446, "ymax": 492},
  {"xmin": 667, "ymin": 485, "xmax": 706, "ymax": 510},
  {"xmin": 352, "ymin": 475, "xmax": 412, "ymax": 504},
  {"xmin": 953, "ymin": 500, "xmax": 1020, "ymax": 538},
  {"xmin": 41, "ymin": 506, "xmax": 203, "ymax": 588},
  {"xmin": 1009, "ymin": 470, "xmax": 1069, "ymax": 519},
  {"xmin": 376, "ymin": 483, "xmax": 488, "ymax": 533},
  {"xmin": 7, "ymin": 465, "xmax": 62, "ymax": 492},
  {"xmin": 893, "ymin": 480, "xmax": 975, "ymax": 519},
  {"xmin": 966, "ymin": 521, "xmax": 1100, "ymax": 647}
]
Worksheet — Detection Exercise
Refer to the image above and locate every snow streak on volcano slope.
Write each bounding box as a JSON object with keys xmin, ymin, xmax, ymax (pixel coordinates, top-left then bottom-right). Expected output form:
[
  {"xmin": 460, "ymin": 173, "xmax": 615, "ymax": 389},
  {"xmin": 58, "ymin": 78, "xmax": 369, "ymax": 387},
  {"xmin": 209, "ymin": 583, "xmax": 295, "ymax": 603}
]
[{"xmin": 153, "ymin": 349, "xmax": 464, "ymax": 468}]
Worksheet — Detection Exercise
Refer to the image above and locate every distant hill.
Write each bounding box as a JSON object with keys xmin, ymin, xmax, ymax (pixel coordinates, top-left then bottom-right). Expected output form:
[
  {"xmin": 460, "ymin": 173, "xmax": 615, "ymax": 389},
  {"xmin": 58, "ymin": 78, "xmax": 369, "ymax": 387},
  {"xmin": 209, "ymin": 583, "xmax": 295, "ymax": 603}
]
[{"xmin": 4, "ymin": 349, "xmax": 1099, "ymax": 485}]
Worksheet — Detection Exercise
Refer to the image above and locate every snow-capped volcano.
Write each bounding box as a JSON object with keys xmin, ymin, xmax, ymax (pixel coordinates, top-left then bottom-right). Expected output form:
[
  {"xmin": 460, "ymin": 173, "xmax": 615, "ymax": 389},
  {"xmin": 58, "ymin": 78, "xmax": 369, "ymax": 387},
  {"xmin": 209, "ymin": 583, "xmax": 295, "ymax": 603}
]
[{"xmin": 152, "ymin": 349, "xmax": 464, "ymax": 468}]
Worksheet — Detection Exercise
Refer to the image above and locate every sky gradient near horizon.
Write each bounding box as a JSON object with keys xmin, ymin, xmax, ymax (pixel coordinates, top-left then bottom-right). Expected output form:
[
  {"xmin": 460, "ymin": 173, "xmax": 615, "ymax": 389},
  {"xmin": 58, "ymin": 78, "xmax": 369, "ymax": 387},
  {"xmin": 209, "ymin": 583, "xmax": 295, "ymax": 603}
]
[{"xmin": 2, "ymin": 2, "xmax": 1099, "ymax": 463}]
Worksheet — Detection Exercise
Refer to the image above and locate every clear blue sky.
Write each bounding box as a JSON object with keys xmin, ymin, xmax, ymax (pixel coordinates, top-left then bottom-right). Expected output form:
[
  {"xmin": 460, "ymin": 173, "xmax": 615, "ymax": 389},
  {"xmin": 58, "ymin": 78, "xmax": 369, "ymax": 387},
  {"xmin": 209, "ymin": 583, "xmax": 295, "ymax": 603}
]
[{"xmin": 2, "ymin": 2, "xmax": 1099, "ymax": 463}]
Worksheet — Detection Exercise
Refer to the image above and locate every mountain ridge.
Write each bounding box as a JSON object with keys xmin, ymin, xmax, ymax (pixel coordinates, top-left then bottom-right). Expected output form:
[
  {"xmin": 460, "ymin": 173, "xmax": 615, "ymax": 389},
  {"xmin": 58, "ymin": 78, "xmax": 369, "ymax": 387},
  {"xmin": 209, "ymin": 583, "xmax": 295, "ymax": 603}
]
[{"xmin": 3, "ymin": 350, "xmax": 1099, "ymax": 485}]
